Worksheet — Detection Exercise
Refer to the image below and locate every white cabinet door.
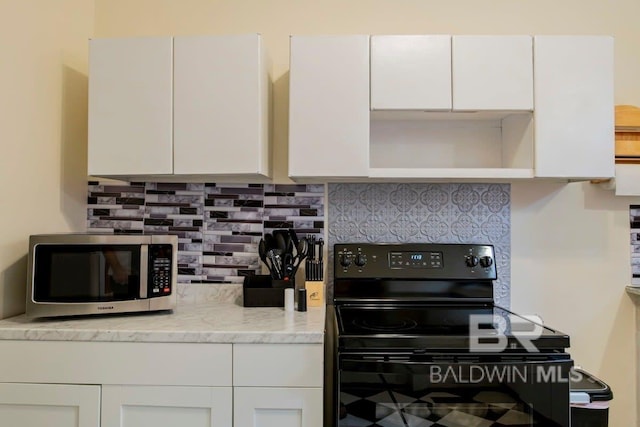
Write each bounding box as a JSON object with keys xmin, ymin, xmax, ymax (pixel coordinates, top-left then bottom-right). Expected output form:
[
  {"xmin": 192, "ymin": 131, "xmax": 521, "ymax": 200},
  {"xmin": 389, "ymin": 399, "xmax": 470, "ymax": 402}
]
[
  {"xmin": 0, "ymin": 383, "xmax": 100, "ymax": 427},
  {"xmin": 452, "ymin": 35, "xmax": 533, "ymax": 111},
  {"xmin": 88, "ymin": 37, "xmax": 173, "ymax": 176},
  {"xmin": 371, "ymin": 35, "xmax": 452, "ymax": 110},
  {"xmin": 101, "ymin": 385, "xmax": 232, "ymax": 427},
  {"xmin": 289, "ymin": 35, "xmax": 370, "ymax": 178},
  {"xmin": 533, "ymin": 36, "xmax": 614, "ymax": 179},
  {"xmin": 174, "ymin": 34, "xmax": 270, "ymax": 177},
  {"xmin": 234, "ymin": 387, "xmax": 322, "ymax": 427}
]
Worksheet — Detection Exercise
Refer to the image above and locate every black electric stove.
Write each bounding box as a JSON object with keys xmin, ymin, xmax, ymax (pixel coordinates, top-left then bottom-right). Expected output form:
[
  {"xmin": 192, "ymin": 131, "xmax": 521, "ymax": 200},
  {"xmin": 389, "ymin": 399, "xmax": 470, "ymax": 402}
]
[{"xmin": 324, "ymin": 243, "xmax": 573, "ymax": 427}]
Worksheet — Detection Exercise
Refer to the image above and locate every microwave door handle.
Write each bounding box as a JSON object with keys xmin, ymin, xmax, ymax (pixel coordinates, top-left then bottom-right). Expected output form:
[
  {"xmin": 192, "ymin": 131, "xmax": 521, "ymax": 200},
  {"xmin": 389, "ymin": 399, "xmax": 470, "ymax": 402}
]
[{"xmin": 139, "ymin": 245, "xmax": 148, "ymax": 299}]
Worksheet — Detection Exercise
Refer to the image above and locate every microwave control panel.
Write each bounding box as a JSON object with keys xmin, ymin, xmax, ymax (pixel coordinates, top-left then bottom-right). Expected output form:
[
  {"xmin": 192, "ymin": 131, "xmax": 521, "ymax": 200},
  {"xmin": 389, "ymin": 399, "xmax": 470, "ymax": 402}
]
[{"xmin": 148, "ymin": 244, "xmax": 173, "ymax": 296}]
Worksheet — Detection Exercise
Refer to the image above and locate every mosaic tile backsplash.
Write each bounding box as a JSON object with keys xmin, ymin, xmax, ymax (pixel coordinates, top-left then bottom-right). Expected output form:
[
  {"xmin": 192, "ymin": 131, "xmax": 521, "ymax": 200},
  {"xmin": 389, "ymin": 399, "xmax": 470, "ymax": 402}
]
[
  {"xmin": 631, "ymin": 204, "xmax": 640, "ymax": 286},
  {"xmin": 88, "ymin": 182, "xmax": 325, "ymax": 284},
  {"xmin": 328, "ymin": 183, "xmax": 511, "ymax": 307},
  {"xmin": 87, "ymin": 181, "xmax": 511, "ymax": 306}
]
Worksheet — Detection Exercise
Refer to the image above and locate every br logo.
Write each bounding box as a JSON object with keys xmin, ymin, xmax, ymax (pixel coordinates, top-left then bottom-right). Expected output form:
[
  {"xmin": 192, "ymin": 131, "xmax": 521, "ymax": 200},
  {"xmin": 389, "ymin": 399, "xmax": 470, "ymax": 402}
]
[{"xmin": 469, "ymin": 314, "xmax": 545, "ymax": 353}]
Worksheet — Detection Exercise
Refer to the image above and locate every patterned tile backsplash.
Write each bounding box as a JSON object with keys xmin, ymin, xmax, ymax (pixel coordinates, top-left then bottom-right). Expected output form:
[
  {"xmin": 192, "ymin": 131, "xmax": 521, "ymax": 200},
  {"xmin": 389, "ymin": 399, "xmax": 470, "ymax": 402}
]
[
  {"xmin": 87, "ymin": 181, "xmax": 325, "ymax": 284},
  {"xmin": 327, "ymin": 183, "xmax": 511, "ymax": 307},
  {"xmin": 87, "ymin": 181, "xmax": 511, "ymax": 306}
]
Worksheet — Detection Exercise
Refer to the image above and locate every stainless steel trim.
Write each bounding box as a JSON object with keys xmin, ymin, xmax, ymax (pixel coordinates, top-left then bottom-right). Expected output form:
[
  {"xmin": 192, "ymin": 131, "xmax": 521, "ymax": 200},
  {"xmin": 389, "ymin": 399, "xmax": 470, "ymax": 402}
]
[
  {"xmin": 150, "ymin": 290, "xmax": 177, "ymax": 312},
  {"xmin": 26, "ymin": 299, "xmax": 153, "ymax": 319},
  {"xmin": 150, "ymin": 234, "xmax": 176, "ymax": 245},
  {"xmin": 29, "ymin": 233, "xmax": 154, "ymax": 246},
  {"xmin": 139, "ymin": 245, "xmax": 149, "ymax": 299}
]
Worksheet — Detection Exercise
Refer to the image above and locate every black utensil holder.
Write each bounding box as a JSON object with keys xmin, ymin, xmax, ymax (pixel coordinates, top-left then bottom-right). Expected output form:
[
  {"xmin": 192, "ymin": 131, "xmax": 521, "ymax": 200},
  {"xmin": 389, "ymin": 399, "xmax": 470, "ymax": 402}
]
[{"xmin": 243, "ymin": 275, "xmax": 294, "ymax": 307}]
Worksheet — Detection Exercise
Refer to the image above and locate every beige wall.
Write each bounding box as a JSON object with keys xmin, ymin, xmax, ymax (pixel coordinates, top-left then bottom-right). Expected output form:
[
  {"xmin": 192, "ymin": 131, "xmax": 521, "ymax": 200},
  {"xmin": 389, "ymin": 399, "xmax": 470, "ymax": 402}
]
[
  {"xmin": 512, "ymin": 181, "xmax": 637, "ymax": 426},
  {"xmin": 0, "ymin": 0, "xmax": 637, "ymax": 425},
  {"xmin": 0, "ymin": 0, "xmax": 94, "ymax": 318}
]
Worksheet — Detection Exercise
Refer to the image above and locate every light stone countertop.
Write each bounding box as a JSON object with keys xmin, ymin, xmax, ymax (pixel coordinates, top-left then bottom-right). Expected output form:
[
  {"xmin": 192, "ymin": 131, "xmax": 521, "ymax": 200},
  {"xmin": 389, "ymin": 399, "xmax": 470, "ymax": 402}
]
[
  {"xmin": 626, "ymin": 286, "xmax": 640, "ymax": 298},
  {"xmin": 0, "ymin": 299, "xmax": 325, "ymax": 344}
]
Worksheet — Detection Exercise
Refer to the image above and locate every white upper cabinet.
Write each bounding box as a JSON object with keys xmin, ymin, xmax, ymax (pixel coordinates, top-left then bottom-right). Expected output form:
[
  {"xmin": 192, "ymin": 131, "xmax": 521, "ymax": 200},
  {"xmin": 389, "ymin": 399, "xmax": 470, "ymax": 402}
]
[
  {"xmin": 89, "ymin": 37, "xmax": 173, "ymax": 176},
  {"xmin": 173, "ymin": 34, "xmax": 269, "ymax": 176},
  {"xmin": 533, "ymin": 36, "xmax": 614, "ymax": 179},
  {"xmin": 289, "ymin": 34, "xmax": 613, "ymax": 182},
  {"xmin": 88, "ymin": 34, "xmax": 271, "ymax": 181},
  {"xmin": 452, "ymin": 35, "xmax": 533, "ymax": 111},
  {"xmin": 371, "ymin": 35, "xmax": 452, "ymax": 110},
  {"xmin": 370, "ymin": 35, "xmax": 533, "ymax": 112},
  {"xmin": 288, "ymin": 35, "xmax": 370, "ymax": 179}
]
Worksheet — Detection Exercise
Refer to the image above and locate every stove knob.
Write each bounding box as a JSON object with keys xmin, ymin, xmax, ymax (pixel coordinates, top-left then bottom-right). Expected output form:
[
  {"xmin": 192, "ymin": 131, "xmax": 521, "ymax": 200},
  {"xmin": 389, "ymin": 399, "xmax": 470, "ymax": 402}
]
[
  {"xmin": 354, "ymin": 254, "xmax": 367, "ymax": 267},
  {"xmin": 465, "ymin": 255, "xmax": 479, "ymax": 267},
  {"xmin": 479, "ymin": 256, "xmax": 493, "ymax": 268},
  {"xmin": 339, "ymin": 254, "xmax": 352, "ymax": 267}
]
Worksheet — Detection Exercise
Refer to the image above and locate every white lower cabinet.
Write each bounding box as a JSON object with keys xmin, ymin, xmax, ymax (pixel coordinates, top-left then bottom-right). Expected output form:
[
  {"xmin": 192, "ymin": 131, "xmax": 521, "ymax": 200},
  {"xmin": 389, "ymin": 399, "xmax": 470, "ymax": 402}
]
[
  {"xmin": 233, "ymin": 344, "xmax": 324, "ymax": 427},
  {"xmin": 0, "ymin": 383, "xmax": 101, "ymax": 427},
  {"xmin": 0, "ymin": 341, "xmax": 322, "ymax": 427},
  {"xmin": 234, "ymin": 387, "xmax": 322, "ymax": 427},
  {"xmin": 101, "ymin": 385, "xmax": 232, "ymax": 427}
]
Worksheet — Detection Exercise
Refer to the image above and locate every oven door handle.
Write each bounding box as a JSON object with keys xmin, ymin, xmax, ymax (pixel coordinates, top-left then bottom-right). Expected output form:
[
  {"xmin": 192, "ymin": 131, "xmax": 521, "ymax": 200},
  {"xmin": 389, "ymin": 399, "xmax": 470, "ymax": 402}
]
[{"xmin": 340, "ymin": 357, "xmax": 573, "ymax": 375}]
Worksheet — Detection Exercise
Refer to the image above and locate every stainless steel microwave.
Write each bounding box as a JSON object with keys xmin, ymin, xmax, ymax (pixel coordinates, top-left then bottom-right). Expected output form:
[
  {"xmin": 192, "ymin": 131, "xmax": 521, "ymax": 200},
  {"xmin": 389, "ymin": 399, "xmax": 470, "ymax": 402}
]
[{"xmin": 26, "ymin": 233, "xmax": 177, "ymax": 318}]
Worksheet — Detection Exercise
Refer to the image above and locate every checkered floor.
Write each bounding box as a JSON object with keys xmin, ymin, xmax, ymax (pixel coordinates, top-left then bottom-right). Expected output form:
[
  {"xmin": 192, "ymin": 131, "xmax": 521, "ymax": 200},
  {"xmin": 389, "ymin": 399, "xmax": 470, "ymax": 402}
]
[{"xmin": 339, "ymin": 388, "xmax": 536, "ymax": 427}]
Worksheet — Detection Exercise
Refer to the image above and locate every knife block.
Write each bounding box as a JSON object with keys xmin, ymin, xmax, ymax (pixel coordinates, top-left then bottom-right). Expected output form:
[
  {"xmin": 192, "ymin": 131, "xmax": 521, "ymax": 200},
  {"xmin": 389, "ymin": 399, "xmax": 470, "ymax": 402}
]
[
  {"xmin": 243, "ymin": 275, "xmax": 293, "ymax": 307},
  {"xmin": 304, "ymin": 281, "xmax": 325, "ymax": 307}
]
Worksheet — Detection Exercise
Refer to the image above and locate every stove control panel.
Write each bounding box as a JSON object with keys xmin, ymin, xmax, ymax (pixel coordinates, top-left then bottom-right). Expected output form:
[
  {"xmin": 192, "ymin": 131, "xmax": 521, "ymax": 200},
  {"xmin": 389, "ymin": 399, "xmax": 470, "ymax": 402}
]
[
  {"xmin": 389, "ymin": 251, "xmax": 442, "ymax": 269},
  {"xmin": 334, "ymin": 243, "xmax": 497, "ymax": 280}
]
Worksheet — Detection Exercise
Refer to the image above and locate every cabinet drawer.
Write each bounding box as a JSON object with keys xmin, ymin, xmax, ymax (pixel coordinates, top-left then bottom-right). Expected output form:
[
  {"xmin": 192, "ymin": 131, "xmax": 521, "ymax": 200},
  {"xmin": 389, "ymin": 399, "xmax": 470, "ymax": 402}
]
[
  {"xmin": 233, "ymin": 344, "xmax": 323, "ymax": 387},
  {"xmin": 0, "ymin": 341, "xmax": 232, "ymax": 386}
]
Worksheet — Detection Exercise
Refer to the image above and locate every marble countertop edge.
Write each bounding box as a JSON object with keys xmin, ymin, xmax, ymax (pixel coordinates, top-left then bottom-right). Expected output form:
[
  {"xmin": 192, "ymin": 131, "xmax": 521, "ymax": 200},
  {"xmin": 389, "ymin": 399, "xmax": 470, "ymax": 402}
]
[
  {"xmin": 0, "ymin": 331, "xmax": 325, "ymax": 344},
  {"xmin": 626, "ymin": 286, "xmax": 640, "ymax": 298},
  {"xmin": 0, "ymin": 302, "xmax": 326, "ymax": 344}
]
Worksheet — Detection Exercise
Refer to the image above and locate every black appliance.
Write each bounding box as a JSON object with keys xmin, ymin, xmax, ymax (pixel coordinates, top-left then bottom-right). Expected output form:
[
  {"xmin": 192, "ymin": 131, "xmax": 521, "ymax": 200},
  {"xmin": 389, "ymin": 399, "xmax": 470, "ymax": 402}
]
[{"xmin": 325, "ymin": 243, "xmax": 573, "ymax": 427}]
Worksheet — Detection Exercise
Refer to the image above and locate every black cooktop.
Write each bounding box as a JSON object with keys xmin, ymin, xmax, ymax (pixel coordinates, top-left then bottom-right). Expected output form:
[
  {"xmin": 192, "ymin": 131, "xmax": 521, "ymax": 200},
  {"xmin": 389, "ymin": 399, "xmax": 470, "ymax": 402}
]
[
  {"xmin": 332, "ymin": 243, "xmax": 570, "ymax": 353},
  {"xmin": 334, "ymin": 304, "xmax": 570, "ymax": 352}
]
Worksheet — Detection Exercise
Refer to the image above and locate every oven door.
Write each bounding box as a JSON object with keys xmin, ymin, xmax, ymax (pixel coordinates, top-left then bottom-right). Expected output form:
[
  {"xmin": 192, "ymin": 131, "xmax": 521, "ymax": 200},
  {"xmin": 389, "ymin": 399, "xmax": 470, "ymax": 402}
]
[{"xmin": 336, "ymin": 354, "xmax": 572, "ymax": 427}]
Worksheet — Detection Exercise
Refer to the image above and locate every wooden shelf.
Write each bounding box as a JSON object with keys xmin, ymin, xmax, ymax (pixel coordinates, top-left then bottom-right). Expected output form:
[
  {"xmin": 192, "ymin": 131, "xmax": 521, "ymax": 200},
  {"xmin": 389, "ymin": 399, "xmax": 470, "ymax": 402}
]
[{"xmin": 615, "ymin": 105, "xmax": 640, "ymax": 159}]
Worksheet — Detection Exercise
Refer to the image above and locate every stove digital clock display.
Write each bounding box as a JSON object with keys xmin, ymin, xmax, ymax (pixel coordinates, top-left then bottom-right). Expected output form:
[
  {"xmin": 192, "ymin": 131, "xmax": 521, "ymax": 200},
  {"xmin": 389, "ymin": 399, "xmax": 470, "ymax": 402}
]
[{"xmin": 389, "ymin": 251, "xmax": 443, "ymax": 269}]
